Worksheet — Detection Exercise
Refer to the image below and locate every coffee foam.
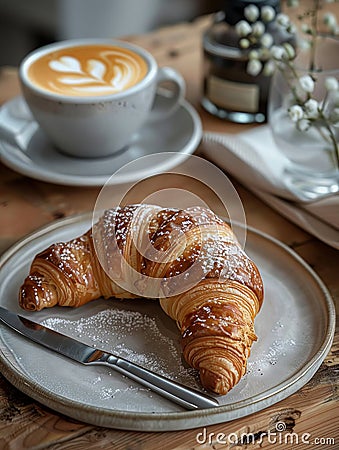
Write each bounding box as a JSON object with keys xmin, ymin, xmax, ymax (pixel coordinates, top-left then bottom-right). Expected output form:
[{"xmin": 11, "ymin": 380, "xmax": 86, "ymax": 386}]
[{"xmin": 27, "ymin": 45, "xmax": 149, "ymax": 97}]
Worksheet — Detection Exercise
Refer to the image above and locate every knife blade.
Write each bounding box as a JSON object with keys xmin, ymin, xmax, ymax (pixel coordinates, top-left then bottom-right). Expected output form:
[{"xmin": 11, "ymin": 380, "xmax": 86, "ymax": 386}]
[{"xmin": 0, "ymin": 306, "xmax": 218, "ymax": 410}]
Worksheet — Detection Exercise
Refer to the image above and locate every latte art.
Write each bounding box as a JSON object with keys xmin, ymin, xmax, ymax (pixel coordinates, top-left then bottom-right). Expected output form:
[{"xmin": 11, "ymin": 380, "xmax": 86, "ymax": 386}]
[{"xmin": 27, "ymin": 45, "xmax": 148, "ymax": 96}]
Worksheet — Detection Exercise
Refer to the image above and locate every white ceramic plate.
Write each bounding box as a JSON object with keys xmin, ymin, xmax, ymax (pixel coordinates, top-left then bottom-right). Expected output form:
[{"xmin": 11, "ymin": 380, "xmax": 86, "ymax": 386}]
[
  {"xmin": 0, "ymin": 214, "xmax": 335, "ymax": 431},
  {"xmin": 0, "ymin": 95, "xmax": 202, "ymax": 186}
]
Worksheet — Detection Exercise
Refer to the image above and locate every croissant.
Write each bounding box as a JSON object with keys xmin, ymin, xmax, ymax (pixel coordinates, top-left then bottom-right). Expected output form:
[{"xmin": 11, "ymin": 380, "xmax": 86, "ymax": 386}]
[{"xmin": 19, "ymin": 204, "xmax": 263, "ymax": 395}]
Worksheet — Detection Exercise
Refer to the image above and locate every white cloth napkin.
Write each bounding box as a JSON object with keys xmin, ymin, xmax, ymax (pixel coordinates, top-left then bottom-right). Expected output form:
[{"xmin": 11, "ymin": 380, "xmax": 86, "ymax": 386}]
[{"xmin": 200, "ymin": 125, "xmax": 339, "ymax": 249}]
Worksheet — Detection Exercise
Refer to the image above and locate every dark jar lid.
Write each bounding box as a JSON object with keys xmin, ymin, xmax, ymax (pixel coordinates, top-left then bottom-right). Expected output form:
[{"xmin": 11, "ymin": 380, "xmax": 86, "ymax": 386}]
[{"xmin": 222, "ymin": 0, "xmax": 281, "ymax": 25}]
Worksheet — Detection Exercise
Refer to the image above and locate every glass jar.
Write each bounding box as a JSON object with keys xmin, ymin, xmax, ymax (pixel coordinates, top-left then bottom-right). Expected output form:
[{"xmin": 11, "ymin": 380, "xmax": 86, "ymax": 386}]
[
  {"xmin": 268, "ymin": 36, "xmax": 339, "ymax": 199},
  {"xmin": 202, "ymin": 0, "xmax": 294, "ymax": 124}
]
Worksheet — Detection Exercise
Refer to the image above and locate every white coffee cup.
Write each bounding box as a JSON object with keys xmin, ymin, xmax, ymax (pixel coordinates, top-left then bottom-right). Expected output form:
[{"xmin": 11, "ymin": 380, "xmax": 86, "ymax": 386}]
[{"xmin": 19, "ymin": 39, "xmax": 186, "ymax": 158}]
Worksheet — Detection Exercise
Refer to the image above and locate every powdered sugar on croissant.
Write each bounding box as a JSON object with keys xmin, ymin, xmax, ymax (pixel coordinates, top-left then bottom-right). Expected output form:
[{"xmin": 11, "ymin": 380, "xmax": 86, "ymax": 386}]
[{"xmin": 19, "ymin": 204, "xmax": 263, "ymax": 395}]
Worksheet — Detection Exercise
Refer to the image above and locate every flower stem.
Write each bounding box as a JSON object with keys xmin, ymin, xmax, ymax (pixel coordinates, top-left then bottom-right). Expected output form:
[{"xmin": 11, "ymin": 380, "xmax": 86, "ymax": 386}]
[
  {"xmin": 326, "ymin": 124, "xmax": 339, "ymax": 170},
  {"xmin": 309, "ymin": 0, "xmax": 320, "ymax": 71}
]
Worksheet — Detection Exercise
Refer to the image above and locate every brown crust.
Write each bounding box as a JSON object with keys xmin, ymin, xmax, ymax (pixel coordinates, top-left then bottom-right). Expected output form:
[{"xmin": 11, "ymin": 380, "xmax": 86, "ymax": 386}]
[{"xmin": 19, "ymin": 205, "xmax": 264, "ymax": 394}]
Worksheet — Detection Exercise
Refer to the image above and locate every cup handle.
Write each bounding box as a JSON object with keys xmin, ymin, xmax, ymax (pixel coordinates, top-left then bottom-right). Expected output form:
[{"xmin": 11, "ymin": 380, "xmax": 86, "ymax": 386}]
[{"xmin": 148, "ymin": 66, "xmax": 186, "ymax": 122}]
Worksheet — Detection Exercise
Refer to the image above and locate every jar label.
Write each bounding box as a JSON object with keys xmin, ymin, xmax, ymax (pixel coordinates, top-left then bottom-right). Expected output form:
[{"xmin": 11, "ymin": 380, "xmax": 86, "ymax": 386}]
[{"xmin": 207, "ymin": 76, "xmax": 259, "ymax": 113}]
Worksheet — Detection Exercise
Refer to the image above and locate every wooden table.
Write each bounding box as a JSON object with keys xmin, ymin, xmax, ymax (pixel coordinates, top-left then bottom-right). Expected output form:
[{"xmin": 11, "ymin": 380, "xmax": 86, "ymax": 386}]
[{"xmin": 0, "ymin": 17, "xmax": 338, "ymax": 450}]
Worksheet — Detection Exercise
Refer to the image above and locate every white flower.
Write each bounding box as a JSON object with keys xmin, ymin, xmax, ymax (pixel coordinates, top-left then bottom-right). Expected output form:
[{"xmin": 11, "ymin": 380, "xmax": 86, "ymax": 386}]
[
  {"xmin": 270, "ymin": 45, "xmax": 286, "ymax": 60},
  {"xmin": 289, "ymin": 105, "xmax": 304, "ymax": 122},
  {"xmin": 323, "ymin": 12, "xmax": 337, "ymax": 31},
  {"xmin": 239, "ymin": 38, "xmax": 250, "ymax": 49},
  {"xmin": 235, "ymin": 20, "xmax": 252, "ymax": 37},
  {"xmin": 249, "ymin": 49, "xmax": 260, "ymax": 60},
  {"xmin": 261, "ymin": 5, "xmax": 276, "ymax": 22},
  {"xmin": 325, "ymin": 77, "xmax": 339, "ymax": 91},
  {"xmin": 244, "ymin": 4, "xmax": 260, "ymax": 22},
  {"xmin": 297, "ymin": 118, "xmax": 311, "ymax": 131},
  {"xmin": 304, "ymin": 99, "xmax": 320, "ymax": 118},
  {"xmin": 276, "ymin": 13, "xmax": 290, "ymax": 28},
  {"xmin": 252, "ymin": 21, "xmax": 265, "ymax": 37},
  {"xmin": 330, "ymin": 107, "xmax": 339, "ymax": 124},
  {"xmin": 283, "ymin": 42, "xmax": 296, "ymax": 59},
  {"xmin": 299, "ymin": 75, "xmax": 315, "ymax": 93},
  {"xmin": 261, "ymin": 33, "xmax": 274, "ymax": 48},
  {"xmin": 301, "ymin": 23, "xmax": 312, "ymax": 34},
  {"xmin": 274, "ymin": 0, "xmax": 339, "ymax": 167},
  {"xmin": 330, "ymin": 90, "xmax": 339, "ymax": 106},
  {"xmin": 247, "ymin": 59, "xmax": 263, "ymax": 76},
  {"xmin": 298, "ymin": 38, "xmax": 311, "ymax": 50},
  {"xmin": 288, "ymin": 23, "xmax": 297, "ymax": 34},
  {"xmin": 262, "ymin": 60, "xmax": 275, "ymax": 76}
]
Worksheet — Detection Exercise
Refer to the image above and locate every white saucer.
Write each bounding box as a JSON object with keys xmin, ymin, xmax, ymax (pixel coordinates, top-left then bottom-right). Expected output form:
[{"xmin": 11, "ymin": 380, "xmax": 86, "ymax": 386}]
[{"xmin": 0, "ymin": 95, "xmax": 202, "ymax": 186}]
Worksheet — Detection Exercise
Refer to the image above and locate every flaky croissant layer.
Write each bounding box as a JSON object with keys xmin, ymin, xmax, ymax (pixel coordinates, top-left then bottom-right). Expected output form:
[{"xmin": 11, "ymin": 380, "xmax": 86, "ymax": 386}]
[{"xmin": 19, "ymin": 204, "xmax": 264, "ymax": 395}]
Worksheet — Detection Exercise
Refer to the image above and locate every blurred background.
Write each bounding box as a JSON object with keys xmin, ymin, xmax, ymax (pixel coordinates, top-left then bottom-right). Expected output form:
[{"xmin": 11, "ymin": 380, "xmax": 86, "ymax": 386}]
[{"xmin": 0, "ymin": 0, "xmax": 223, "ymax": 66}]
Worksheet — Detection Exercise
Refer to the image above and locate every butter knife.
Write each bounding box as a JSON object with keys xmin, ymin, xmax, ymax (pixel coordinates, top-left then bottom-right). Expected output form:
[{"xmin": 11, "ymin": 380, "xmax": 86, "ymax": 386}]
[{"xmin": 0, "ymin": 307, "xmax": 218, "ymax": 410}]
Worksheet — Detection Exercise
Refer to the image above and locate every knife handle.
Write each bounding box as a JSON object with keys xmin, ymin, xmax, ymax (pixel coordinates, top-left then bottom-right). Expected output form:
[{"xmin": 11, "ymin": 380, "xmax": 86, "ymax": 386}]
[{"xmin": 90, "ymin": 352, "xmax": 219, "ymax": 410}]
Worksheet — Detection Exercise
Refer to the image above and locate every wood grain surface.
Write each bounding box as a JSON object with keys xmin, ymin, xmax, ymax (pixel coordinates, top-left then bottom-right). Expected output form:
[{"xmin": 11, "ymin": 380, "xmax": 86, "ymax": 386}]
[{"xmin": 0, "ymin": 14, "xmax": 338, "ymax": 450}]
